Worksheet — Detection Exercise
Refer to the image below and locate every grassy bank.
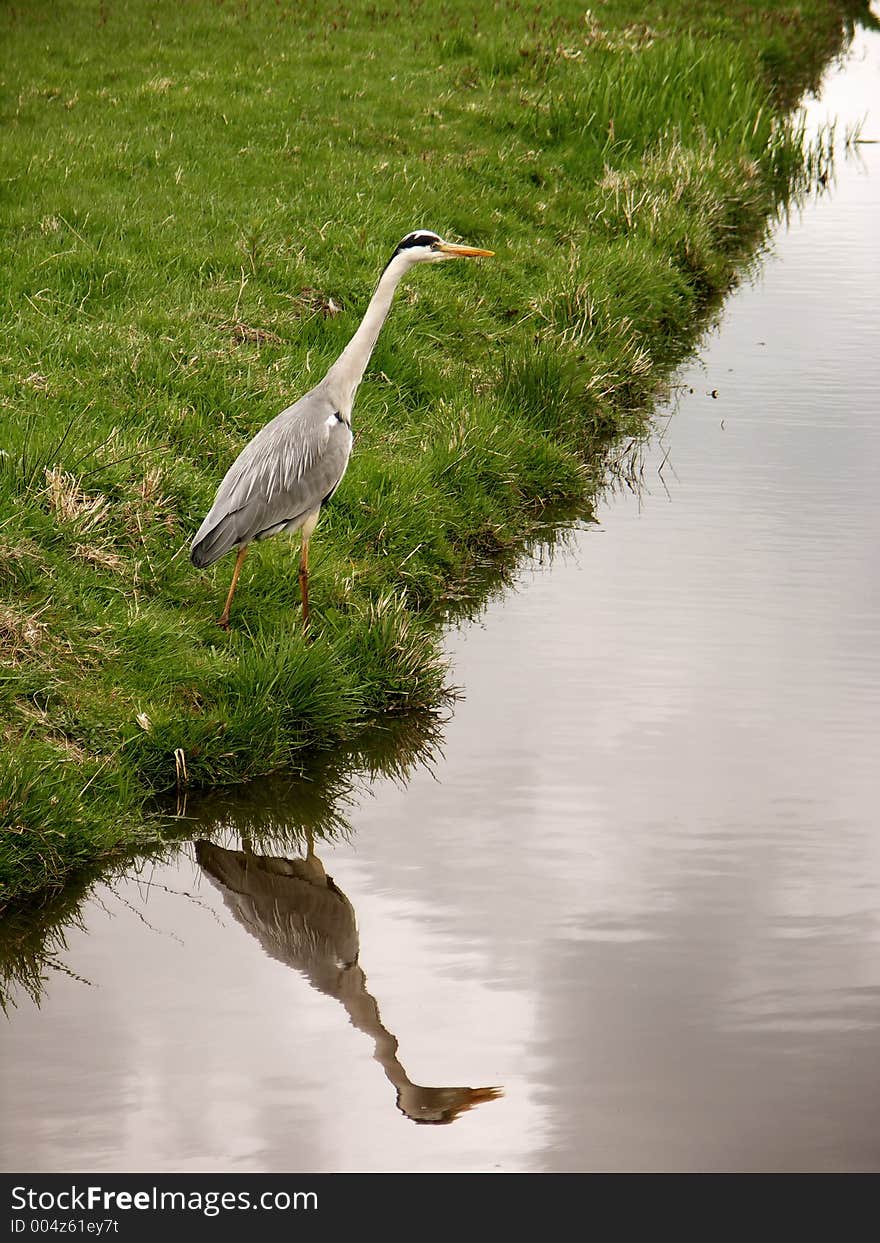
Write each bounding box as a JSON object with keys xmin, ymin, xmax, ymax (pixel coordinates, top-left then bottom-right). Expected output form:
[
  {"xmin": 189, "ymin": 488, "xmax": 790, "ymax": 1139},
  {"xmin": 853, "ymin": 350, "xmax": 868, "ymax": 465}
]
[{"xmin": 0, "ymin": 0, "xmax": 868, "ymax": 906}]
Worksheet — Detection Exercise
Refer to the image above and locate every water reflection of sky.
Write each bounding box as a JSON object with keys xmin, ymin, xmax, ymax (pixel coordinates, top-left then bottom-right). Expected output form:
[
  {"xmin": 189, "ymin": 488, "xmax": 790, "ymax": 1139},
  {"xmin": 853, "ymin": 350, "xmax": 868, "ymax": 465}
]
[{"xmin": 2, "ymin": 17, "xmax": 880, "ymax": 1173}]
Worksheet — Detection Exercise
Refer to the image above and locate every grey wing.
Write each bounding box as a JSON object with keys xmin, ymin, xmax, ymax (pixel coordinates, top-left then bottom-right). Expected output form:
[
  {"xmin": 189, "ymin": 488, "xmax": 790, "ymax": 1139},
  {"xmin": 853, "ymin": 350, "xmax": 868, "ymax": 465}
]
[{"xmin": 191, "ymin": 388, "xmax": 353, "ymax": 568}]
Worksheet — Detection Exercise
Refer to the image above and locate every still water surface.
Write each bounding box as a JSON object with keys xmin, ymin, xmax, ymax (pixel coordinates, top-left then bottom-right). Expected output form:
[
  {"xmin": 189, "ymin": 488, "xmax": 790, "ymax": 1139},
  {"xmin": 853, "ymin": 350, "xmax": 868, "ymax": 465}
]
[{"xmin": 2, "ymin": 20, "xmax": 879, "ymax": 1173}]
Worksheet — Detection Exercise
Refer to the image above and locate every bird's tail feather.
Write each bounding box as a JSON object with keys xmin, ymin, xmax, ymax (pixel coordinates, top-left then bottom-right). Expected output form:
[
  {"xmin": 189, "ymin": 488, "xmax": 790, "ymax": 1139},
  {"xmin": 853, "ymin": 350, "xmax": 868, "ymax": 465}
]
[{"xmin": 190, "ymin": 513, "xmax": 241, "ymax": 568}]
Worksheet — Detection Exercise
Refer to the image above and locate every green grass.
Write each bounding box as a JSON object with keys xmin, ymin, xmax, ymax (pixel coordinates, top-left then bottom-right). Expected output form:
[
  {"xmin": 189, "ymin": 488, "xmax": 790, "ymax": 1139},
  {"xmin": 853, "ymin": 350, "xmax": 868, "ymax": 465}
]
[{"xmin": 0, "ymin": 0, "xmax": 870, "ymax": 907}]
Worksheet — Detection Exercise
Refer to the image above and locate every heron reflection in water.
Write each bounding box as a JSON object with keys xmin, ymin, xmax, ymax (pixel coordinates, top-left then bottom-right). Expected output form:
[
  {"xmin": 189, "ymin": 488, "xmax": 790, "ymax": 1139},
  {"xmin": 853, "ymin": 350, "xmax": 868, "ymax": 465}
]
[{"xmin": 196, "ymin": 835, "xmax": 501, "ymax": 1125}]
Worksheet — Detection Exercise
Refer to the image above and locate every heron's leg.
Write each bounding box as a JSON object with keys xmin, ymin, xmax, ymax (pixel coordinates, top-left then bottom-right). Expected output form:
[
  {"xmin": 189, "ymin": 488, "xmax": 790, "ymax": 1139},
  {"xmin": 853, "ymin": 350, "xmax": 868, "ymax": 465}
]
[
  {"xmin": 303, "ymin": 829, "xmax": 326, "ymax": 880},
  {"xmin": 217, "ymin": 545, "xmax": 248, "ymax": 629},
  {"xmin": 297, "ymin": 536, "xmax": 310, "ymax": 631},
  {"xmin": 298, "ymin": 510, "xmax": 320, "ymax": 631}
]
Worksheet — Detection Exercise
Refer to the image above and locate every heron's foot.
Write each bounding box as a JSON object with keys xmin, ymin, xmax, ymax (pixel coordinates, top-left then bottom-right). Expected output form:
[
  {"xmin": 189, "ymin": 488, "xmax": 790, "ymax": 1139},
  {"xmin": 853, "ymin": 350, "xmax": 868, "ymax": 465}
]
[{"xmin": 216, "ymin": 615, "xmax": 231, "ymax": 631}]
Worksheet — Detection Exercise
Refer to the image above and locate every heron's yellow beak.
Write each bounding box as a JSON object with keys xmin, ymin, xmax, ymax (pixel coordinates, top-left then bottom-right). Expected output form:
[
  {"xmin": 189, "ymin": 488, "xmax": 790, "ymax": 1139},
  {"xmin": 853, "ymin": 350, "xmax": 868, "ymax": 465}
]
[{"xmin": 436, "ymin": 242, "xmax": 494, "ymax": 258}]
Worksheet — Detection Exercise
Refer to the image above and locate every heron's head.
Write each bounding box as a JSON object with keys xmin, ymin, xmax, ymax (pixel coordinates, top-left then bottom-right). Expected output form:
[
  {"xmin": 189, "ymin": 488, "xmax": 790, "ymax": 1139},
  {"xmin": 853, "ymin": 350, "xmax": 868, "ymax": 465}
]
[{"xmin": 387, "ymin": 230, "xmax": 494, "ymax": 268}]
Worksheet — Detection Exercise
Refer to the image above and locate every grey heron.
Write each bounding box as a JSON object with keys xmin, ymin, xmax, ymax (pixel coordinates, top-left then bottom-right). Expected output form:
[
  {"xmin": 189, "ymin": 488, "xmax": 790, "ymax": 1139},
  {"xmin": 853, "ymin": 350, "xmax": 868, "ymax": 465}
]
[
  {"xmin": 190, "ymin": 230, "xmax": 493, "ymax": 629},
  {"xmin": 197, "ymin": 835, "xmax": 502, "ymax": 1124}
]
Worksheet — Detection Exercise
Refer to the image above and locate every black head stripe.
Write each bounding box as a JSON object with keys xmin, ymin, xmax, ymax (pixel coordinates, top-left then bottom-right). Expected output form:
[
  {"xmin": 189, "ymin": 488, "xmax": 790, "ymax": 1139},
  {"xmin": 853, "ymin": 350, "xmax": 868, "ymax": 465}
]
[
  {"xmin": 381, "ymin": 231, "xmax": 441, "ymax": 275},
  {"xmin": 394, "ymin": 231, "xmax": 441, "ymax": 254}
]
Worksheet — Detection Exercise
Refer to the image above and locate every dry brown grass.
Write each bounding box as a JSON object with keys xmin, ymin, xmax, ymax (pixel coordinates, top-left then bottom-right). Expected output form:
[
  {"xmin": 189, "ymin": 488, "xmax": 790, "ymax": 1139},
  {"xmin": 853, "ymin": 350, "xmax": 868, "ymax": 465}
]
[
  {"xmin": 73, "ymin": 543, "xmax": 125, "ymax": 572},
  {"xmin": 43, "ymin": 467, "xmax": 110, "ymax": 533},
  {"xmin": 0, "ymin": 604, "xmax": 49, "ymax": 664},
  {"xmin": 222, "ymin": 321, "xmax": 282, "ymax": 346},
  {"xmin": 0, "ymin": 536, "xmax": 41, "ymax": 571}
]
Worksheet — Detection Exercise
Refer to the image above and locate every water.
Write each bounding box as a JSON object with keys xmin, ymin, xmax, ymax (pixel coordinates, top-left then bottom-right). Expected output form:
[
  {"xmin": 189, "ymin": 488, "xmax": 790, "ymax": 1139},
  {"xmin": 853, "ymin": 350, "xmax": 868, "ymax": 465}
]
[{"xmin": 2, "ymin": 19, "xmax": 880, "ymax": 1173}]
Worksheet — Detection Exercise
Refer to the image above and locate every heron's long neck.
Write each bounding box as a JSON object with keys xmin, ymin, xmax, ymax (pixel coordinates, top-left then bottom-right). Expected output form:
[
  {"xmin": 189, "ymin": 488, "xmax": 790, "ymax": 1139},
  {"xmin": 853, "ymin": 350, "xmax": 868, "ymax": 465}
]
[{"xmin": 325, "ymin": 255, "xmax": 408, "ymax": 411}]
